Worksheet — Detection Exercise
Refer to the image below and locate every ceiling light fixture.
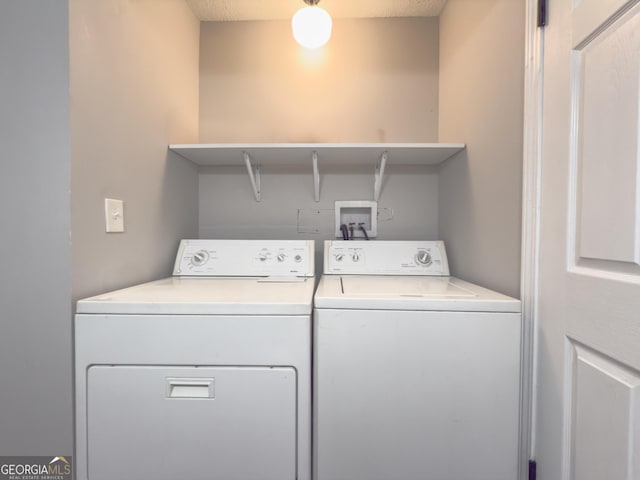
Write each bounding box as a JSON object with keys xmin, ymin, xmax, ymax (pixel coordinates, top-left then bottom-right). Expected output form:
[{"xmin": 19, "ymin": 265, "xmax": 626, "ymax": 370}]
[{"xmin": 292, "ymin": 0, "xmax": 332, "ymax": 49}]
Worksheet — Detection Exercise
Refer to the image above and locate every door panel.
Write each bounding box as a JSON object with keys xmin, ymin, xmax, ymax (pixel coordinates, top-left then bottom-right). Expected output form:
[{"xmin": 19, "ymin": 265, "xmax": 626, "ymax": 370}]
[
  {"xmin": 537, "ymin": 0, "xmax": 640, "ymax": 478},
  {"xmin": 87, "ymin": 366, "xmax": 297, "ymax": 480},
  {"xmin": 572, "ymin": 0, "xmax": 636, "ymax": 45},
  {"xmin": 568, "ymin": 342, "xmax": 640, "ymax": 480},
  {"xmin": 572, "ymin": 2, "xmax": 640, "ymax": 270}
]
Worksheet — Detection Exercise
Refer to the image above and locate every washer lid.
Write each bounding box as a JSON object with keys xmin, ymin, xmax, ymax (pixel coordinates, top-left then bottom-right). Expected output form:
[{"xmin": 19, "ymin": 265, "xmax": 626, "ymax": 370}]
[
  {"xmin": 77, "ymin": 276, "xmax": 315, "ymax": 315},
  {"xmin": 314, "ymin": 275, "xmax": 520, "ymax": 312}
]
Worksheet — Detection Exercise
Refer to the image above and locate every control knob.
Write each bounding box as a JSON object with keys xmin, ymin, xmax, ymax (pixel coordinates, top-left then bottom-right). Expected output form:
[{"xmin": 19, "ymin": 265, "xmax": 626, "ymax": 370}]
[
  {"xmin": 277, "ymin": 253, "xmax": 286, "ymax": 262},
  {"xmin": 191, "ymin": 250, "xmax": 209, "ymax": 266},
  {"xmin": 415, "ymin": 251, "xmax": 432, "ymax": 266},
  {"xmin": 334, "ymin": 253, "xmax": 344, "ymax": 262},
  {"xmin": 352, "ymin": 253, "xmax": 360, "ymax": 262}
]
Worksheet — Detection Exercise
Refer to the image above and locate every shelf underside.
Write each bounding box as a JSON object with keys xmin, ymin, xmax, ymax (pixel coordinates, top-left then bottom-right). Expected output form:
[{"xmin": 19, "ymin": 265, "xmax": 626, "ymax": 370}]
[{"xmin": 169, "ymin": 143, "xmax": 466, "ymax": 167}]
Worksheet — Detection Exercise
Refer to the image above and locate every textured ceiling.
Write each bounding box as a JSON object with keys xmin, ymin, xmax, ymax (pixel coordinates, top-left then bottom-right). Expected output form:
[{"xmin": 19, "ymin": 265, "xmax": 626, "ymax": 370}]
[{"xmin": 186, "ymin": 0, "xmax": 448, "ymax": 21}]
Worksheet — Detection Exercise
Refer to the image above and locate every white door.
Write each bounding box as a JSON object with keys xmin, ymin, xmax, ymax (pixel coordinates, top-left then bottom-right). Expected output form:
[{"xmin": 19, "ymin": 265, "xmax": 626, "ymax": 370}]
[{"xmin": 535, "ymin": 0, "xmax": 640, "ymax": 478}]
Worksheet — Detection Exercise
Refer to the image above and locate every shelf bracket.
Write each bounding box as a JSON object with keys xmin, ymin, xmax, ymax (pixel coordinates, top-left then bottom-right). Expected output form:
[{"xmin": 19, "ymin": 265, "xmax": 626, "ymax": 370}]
[
  {"xmin": 312, "ymin": 151, "xmax": 320, "ymax": 202},
  {"xmin": 374, "ymin": 151, "xmax": 388, "ymax": 202},
  {"xmin": 243, "ymin": 152, "xmax": 261, "ymax": 202}
]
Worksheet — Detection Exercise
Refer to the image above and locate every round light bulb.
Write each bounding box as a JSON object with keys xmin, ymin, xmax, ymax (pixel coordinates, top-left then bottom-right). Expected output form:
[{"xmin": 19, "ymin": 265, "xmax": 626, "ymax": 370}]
[{"xmin": 292, "ymin": 6, "xmax": 332, "ymax": 49}]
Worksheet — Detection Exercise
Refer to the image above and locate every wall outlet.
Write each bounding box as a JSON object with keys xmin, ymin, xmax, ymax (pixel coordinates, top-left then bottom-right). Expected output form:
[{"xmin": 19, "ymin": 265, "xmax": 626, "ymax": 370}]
[{"xmin": 105, "ymin": 198, "xmax": 124, "ymax": 233}]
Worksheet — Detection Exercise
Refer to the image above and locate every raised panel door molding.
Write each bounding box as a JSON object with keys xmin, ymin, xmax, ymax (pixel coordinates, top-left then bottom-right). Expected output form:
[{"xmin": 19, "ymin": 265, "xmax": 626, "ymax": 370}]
[
  {"xmin": 566, "ymin": 340, "xmax": 640, "ymax": 480},
  {"xmin": 569, "ymin": 2, "xmax": 640, "ymax": 281}
]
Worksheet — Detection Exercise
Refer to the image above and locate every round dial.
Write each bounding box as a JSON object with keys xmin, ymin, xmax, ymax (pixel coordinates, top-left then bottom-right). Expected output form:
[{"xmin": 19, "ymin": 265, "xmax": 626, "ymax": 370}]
[
  {"xmin": 352, "ymin": 253, "xmax": 360, "ymax": 262},
  {"xmin": 415, "ymin": 251, "xmax": 432, "ymax": 266},
  {"xmin": 277, "ymin": 253, "xmax": 286, "ymax": 262},
  {"xmin": 256, "ymin": 248, "xmax": 272, "ymax": 262},
  {"xmin": 191, "ymin": 250, "xmax": 209, "ymax": 266},
  {"xmin": 334, "ymin": 253, "xmax": 344, "ymax": 262}
]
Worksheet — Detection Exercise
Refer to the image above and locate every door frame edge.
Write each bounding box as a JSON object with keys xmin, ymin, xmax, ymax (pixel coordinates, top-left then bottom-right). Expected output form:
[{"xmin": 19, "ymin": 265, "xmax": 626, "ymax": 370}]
[{"xmin": 520, "ymin": 0, "xmax": 545, "ymax": 478}]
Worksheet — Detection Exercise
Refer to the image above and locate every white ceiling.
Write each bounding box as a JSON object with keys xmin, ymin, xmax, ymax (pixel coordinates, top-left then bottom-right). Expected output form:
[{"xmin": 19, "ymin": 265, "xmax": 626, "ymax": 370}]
[{"xmin": 186, "ymin": 0, "xmax": 448, "ymax": 21}]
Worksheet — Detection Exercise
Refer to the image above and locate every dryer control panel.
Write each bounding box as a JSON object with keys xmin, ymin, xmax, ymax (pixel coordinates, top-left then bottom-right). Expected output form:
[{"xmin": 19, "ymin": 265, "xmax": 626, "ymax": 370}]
[
  {"xmin": 324, "ymin": 240, "xmax": 449, "ymax": 276},
  {"xmin": 174, "ymin": 239, "xmax": 314, "ymax": 277}
]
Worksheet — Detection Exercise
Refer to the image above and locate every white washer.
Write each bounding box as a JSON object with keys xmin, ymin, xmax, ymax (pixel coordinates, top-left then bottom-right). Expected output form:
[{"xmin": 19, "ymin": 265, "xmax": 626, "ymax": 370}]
[
  {"xmin": 314, "ymin": 240, "xmax": 521, "ymax": 480},
  {"xmin": 75, "ymin": 239, "xmax": 315, "ymax": 480}
]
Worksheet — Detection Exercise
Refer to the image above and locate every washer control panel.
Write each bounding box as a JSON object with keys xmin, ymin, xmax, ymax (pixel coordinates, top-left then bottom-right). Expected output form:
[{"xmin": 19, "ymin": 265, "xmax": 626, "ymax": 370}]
[
  {"xmin": 173, "ymin": 240, "xmax": 314, "ymax": 277},
  {"xmin": 324, "ymin": 240, "xmax": 449, "ymax": 275}
]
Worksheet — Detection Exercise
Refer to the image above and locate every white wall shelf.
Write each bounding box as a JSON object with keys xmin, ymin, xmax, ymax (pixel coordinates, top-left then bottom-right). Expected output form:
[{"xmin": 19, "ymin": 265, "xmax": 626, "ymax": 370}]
[{"xmin": 169, "ymin": 143, "xmax": 466, "ymax": 202}]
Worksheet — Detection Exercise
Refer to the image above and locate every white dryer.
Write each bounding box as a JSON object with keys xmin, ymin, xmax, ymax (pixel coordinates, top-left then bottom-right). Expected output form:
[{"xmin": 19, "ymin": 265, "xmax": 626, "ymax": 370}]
[
  {"xmin": 75, "ymin": 239, "xmax": 315, "ymax": 480},
  {"xmin": 313, "ymin": 240, "xmax": 521, "ymax": 480}
]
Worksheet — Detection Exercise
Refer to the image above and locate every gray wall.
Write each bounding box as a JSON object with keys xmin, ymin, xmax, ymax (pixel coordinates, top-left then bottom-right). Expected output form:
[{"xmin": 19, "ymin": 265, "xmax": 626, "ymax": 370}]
[
  {"xmin": 438, "ymin": 0, "xmax": 525, "ymax": 298},
  {"xmin": 199, "ymin": 165, "xmax": 439, "ymax": 242},
  {"xmin": 0, "ymin": 0, "xmax": 201, "ymax": 459},
  {"xmin": 199, "ymin": 17, "xmax": 439, "ymax": 143},
  {"xmin": 70, "ymin": 0, "xmax": 201, "ymax": 301},
  {"xmin": 198, "ymin": 18, "xmax": 441, "ymax": 248},
  {"xmin": 0, "ymin": 1, "xmax": 73, "ymax": 454}
]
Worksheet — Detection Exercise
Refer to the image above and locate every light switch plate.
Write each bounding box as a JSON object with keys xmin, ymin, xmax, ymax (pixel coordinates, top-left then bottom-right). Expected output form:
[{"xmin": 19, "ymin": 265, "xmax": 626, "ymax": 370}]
[{"xmin": 105, "ymin": 198, "xmax": 124, "ymax": 233}]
